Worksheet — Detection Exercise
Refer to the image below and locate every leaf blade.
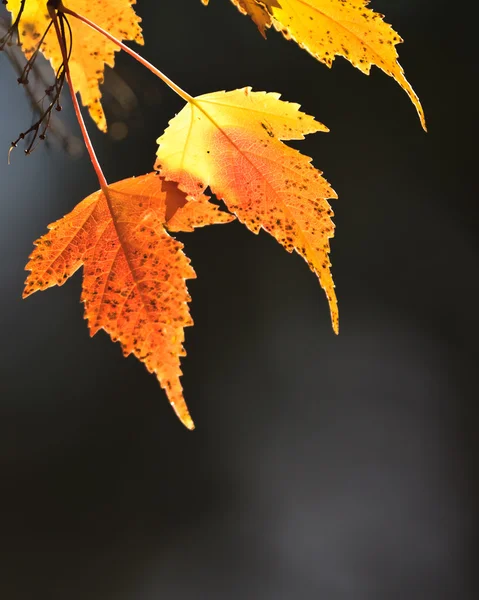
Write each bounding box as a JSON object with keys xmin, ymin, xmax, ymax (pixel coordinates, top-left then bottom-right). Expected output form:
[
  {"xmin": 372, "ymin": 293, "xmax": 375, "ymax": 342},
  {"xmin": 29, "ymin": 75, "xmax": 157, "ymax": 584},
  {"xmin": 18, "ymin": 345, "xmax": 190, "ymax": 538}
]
[
  {"xmin": 210, "ymin": 0, "xmax": 425, "ymax": 129},
  {"xmin": 24, "ymin": 173, "xmax": 232, "ymax": 428},
  {"xmin": 156, "ymin": 88, "xmax": 339, "ymax": 332}
]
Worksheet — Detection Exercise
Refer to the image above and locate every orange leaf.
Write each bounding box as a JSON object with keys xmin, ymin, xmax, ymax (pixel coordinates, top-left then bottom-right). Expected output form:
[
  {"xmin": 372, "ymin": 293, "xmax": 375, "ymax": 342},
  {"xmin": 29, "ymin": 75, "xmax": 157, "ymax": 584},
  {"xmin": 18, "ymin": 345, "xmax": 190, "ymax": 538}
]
[
  {"xmin": 155, "ymin": 87, "xmax": 339, "ymax": 333},
  {"xmin": 206, "ymin": 0, "xmax": 425, "ymax": 129},
  {"xmin": 7, "ymin": 0, "xmax": 143, "ymax": 131},
  {"xmin": 24, "ymin": 173, "xmax": 234, "ymax": 429}
]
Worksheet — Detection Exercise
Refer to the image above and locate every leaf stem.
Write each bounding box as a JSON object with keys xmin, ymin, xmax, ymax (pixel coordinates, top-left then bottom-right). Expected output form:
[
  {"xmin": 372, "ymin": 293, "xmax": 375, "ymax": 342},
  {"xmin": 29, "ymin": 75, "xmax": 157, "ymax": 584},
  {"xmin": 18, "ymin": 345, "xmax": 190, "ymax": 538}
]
[
  {"xmin": 59, "ymin": 3, "xmax": 195, "ymax": 105},
  {"xmin": 48, "ymin": 3, "xmax": 108, "ymax": 190}
]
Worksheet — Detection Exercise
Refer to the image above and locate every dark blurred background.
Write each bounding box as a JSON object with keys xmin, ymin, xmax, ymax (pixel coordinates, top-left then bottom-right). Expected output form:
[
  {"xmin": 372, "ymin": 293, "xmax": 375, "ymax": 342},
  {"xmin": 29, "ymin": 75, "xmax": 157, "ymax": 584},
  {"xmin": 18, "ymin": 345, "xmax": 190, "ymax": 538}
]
[{"xmin": 0, "ymin": 1, "xmax": 477, "ymax": 598}]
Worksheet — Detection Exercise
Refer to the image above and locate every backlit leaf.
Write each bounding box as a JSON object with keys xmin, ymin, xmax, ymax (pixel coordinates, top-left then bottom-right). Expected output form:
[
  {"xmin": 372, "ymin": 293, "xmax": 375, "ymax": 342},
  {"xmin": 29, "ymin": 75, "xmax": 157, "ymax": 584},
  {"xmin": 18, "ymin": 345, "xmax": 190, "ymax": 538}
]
[
  {"xmin": 24, "ymin": 173, "xmax": 234, "ymax": 429},
  {"xmin": 156, "ymin": 87, "xmax": 339, "ymax": 333},
  {"xmin": 205, "ymin": 0, "xmax": 425, "ymax": 129}
]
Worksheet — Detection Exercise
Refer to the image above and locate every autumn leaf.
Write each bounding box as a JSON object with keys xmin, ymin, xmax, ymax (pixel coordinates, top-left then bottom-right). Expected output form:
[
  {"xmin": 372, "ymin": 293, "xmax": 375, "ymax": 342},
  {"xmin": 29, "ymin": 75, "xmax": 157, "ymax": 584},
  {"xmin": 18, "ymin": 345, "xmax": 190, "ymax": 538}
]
[
  {"xmin": 155, "ymin": 87, "xmax": 339, "ymax": 333},
  {"xmin": 7, "ymin": 0, "xmax": 143, "ymax": 131},
  {"xmin": 205, "ymin": 0, "xmax": 425, "ymax": 129},
  {"xmin": 23, "ymin": 173, "xmax": 234, "ymax": 429}
]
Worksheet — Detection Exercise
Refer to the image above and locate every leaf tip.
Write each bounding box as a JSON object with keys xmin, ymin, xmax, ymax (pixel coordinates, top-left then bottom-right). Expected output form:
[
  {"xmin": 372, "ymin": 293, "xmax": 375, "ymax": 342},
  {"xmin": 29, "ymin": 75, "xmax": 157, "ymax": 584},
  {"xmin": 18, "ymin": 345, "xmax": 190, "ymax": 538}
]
[
  {"xmin": 330, "ymin": 304, "xmax": 339, "ymax": 335},
  {"xmin": 420, "ymin": 111, "xmax": 427, "ymax": 133},
  {"xmin": 172, "ymin": 400, "xmax": 195, "ymax": 430},
  {"xmin": 22, "ymin": 286, "xmax": 33, "ymax": 300}
]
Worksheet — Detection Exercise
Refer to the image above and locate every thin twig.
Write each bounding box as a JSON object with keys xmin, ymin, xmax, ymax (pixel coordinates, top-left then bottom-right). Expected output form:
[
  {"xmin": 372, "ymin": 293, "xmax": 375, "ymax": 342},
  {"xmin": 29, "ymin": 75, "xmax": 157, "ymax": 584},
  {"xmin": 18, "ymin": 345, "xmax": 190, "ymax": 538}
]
[
  {"xmin": 49, "ymin": 4, "xmax": 108, "ymax": 189},
  {"xmin": 0, "ymin": 0, "xmax": 26, "ymax": 49}
]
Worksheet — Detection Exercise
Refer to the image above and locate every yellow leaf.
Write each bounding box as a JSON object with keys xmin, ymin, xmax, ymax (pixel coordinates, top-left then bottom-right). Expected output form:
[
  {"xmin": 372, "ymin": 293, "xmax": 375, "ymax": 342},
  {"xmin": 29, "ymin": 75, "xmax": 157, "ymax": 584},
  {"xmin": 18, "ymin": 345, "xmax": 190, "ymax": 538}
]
[
  {"xmin": 7, "ymin": 0, "xmax": 143, "ymax": 131},
  {"xmin": 209, "ymin": 0, "xmax": 426, "ymax": 129},
  {"xmin": 155, "ymin": 87, "xmax": 339, "ymax": 333}
]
